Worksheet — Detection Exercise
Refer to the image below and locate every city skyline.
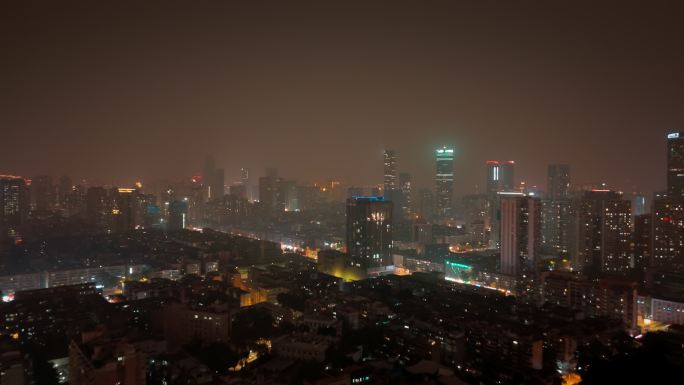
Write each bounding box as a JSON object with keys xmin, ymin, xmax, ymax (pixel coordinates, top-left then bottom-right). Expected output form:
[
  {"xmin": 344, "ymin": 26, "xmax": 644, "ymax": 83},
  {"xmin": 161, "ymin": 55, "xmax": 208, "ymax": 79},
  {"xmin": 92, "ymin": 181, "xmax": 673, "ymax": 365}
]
[{"xmin": 2, "ymin": 1, "xmax": 684, "ymax": 196}]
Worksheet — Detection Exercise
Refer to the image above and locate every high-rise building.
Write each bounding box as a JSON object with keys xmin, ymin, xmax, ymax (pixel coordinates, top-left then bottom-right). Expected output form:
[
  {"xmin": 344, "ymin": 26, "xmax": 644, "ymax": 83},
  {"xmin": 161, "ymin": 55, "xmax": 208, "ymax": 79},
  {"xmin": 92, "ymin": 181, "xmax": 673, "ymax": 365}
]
[
  {"xmin": 417, "ymin": 189, "xmax": 435, "ymax": 220},
  {"xmin": 203, "ymin": 156, "xmax": 216, "ymax": 201},
  {"xmin": 485, "ymin": 161, "xmax": 515, "ymax": 194},
  {"xmin": 633, "ymin": 193, "xmax": 648, "ymax": 216},
  {"xmin": 57, "ymin": 175, "xmax": 72, "ymax": 209},
  {"xmin": 463, "ymin": 194, "xmax": 491, "ymax": 246},
  {"xmin": 259, "ymin": 168, "xmax": 280, "ymax": 212},
  {"xmin": 399, "ymin": 172, "xmax": 412, "ymax": 218},
  {"xmin": 213, "ymin": 168, "xmax": 225, "ymax": 201},
  {"xmin": 113, "ymin": 188, "xmax": 137, "ymax": 233},
  {"xmin": 435, "ymin": 146, "xmax": 455, "ymax": 218},
  {"xmin": 633, "ymin": 213, "xmax": 652, "ymax": 272},
  {"xmin": 30, "ymin": 175, "xmax": 54, "ymax": 211},
  {"xmin": 86, "ymin": 187, "xmax": 110, "ymax": 229},
  {"xmin": 569, "ymin": 190, "xmax": 632, "ymax": 275},
  {"xmin": 0, "ymin": 176, "xmax": 28, "ymax": 238},
  {"xmin": 542, "ymin": 164, "xmax": 572, "ymax": 255},
  {"xmin": 241, "ymin": 167, "xmax": 249, "ymax": 185},
  {"xmin": 168, "ymin": 200, "xmax": 188, "ymax": 230},
  {"xmin": 500, "ymin": 195, "xmax": 541, "ymax": 297},
  {"xmin": 667, "ymin": 132, "xmax": 684, "ymax": 198},
  {"xmin": 383, "ymin": 150, "xmax": 398, "ymax": 197},
  {"xmin": 651, "ymin": 194, "xmax": 684, "ymax": 270},
  {"xmin": 541, "ymin": 199, "xmax": 572, "ymax": 254},
  {"xmin": 547, "ymin": 164, "xmax": 570, "ymax": 200},
  {"xmin": 346, "ymin": 196, "xmax": 393, "ymax": 269}
]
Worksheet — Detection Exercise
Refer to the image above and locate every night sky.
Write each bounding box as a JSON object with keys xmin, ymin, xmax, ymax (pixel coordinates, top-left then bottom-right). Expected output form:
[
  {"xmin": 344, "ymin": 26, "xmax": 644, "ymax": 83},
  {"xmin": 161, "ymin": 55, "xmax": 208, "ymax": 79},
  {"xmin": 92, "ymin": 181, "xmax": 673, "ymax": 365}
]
[{"xmin": 2, "ymin": 1, "xmax": 684, "ymax": 196}]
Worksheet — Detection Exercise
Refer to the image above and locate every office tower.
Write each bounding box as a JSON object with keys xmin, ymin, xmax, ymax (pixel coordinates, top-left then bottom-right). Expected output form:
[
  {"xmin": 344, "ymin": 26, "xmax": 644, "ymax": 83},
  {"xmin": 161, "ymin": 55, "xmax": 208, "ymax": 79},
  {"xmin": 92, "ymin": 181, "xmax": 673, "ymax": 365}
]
[
  {"xmin": 463, "ymin": 194, "xmax": 491, "ymax": 246},
  {"xmin": 30, "ymin": 175, "xmax": 54, "ymax": 211},
  {"xmin": 633, "ymin": 213, "xmax": 652, "ymax": 271},
  {"xmin": 435, "ymin": 146, "xmax": 455, "ymax": 218},
  {"xmin": 569, "ymin": 190, "xmax": 632, "ymax": 275},
  {"xmin": 541, "ymin": 199, "xmax": 572, "ymax": 254},
  {"xmin": 547, "ymin": 164, "xmax": 570, "ymax": 200},
  {"xmin": 113, "ymin": 188, "xmax": 137, "ymax": 233},
  {"xmin": 86, "ymin": 187, "xmax": 110, "ymax": 229},
  {"xmin": 203, "ymin": 156, "xmax": 216, "ymax": 201},
  {"xmin": 57, "ymin": 175, "xmax": 72, "ymax": 208},
  {"xmin": 259, "ymin": 174, "xmax": 277, "ymax": 212},
  {"xmin": 651, "ymin": 194, "xmax": 684, "ymax": 270},
  {"xmin": 278, "ymin": 180, "xmax": 299, "ymax": 211},
  {"xmin": 485, "ymin": 160, "xmax": 515, "ymax": 194},
  {"xmin": 346, "ymin": 196, "xmax": 393, "ymax": 269},
  {"xmin": 542, "ymin": 164, "xmax": 572, "ymax": 255},
  {"xmin": 0, "ymin": 176, "xmax": 28, "ymax": 237},
  {"xmin": 633, "ymin": 193, "xmax": 648, "ymax": 216},
  {"xmin": 241, "ymin": 167, "xmax": 249, "ymax": 185},
  {"xmin": 417, "ymin": 189, "xmax": 435, "ymax": 220},
  {"xmin": 65, "ymin": 184, "xmax": 86, "ymax": 218},
  {"xmin": 500, "ymin": 195, "xmax": 541, "ymax": 297},
  {"xmin": 212, "ymin": 168, "xmax": 225, "ymax": 201},
  {"xmin": 168, "ymin": 200, "xmax": 189, "ymax": 230},
  {"xmin": 399, "ymin": 172, "xmax": 412, "ymax": 218},
  {"xmin": 383, "ymin": 149, "xmax": 398, "ymax": 197},
  {"xmin": 667, "ymin": 132, "xmax": 684, "ymax": 197}
]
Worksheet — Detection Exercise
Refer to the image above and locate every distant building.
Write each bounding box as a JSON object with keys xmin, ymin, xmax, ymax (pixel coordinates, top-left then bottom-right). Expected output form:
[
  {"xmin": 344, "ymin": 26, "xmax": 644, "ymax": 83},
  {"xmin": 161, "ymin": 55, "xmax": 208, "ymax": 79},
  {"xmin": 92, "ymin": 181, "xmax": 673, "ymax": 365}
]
[
  {"xmin": 383, "ymin": 149, "xmax": 398, "ymax": 196},
  {"xmin": 485, "ymin": 160, "xmax": 515, "ymax": 194},
  {"xmin": 434, "ymin": 146, "xmax": 455, "ymax": 218},
  {"xmin": 30, "ymin": 175, "xmax": 54, "ymax": 211},
  {"xmin": 542, "ymin": 164, "xmax": 572, "ymax": 255},
  {"xmin": 569, "ymin": 190, "xmax": 632, "ymax": 275},
  {"xmin": 346, "ymin": 196, "xmax": 393, "ymax": 269},
  {"xmin": 168, "ymin": 200, "xmax": 188, "ymax": 230},
  {"xmin": 667, "ymin": 132, "xmax": 684, "ymax": 198},
  {"xmin": 651, "ymin": 194, "xmax": 684, "ymax": 270},
  {"xmin": 500, "ymin": 195, "xmax": 541, "ymax": 297},
  {"xmin": 547, "ymin": 164, "xmax": 570, "ymax": 200},
  {"xmin": 0, "ymin": 176, "xmax": 28, "ymax": 238}
]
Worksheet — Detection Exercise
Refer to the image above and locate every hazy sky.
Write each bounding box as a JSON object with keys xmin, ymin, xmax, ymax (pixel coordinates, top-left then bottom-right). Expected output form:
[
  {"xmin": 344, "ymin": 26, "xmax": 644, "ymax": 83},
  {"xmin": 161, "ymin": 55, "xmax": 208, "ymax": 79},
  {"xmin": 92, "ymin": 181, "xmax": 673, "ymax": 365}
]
[{"xmin": 2, "ymin": 1, "xmax": 683, "ymax": 196}]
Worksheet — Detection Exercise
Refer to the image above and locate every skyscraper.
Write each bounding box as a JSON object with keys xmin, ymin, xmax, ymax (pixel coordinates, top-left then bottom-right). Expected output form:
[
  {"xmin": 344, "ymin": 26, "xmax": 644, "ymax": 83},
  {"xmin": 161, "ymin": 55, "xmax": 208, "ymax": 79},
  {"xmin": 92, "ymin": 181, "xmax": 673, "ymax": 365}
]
[
  {"xmin": 203, "ymin": 156, "xmax": 216, "ymax": 202},
  {"xmin": 667, "ymin": 132, "xmax": 684, "ymax": 197},
  {"xmin": 651, "ymin": 133, "xmax": 684, "ymax": 271},
  {"xmin": 651, "ymin": 194, "xmax": 684, "ymax": 270},
  {"xmin": 547, "ymin": 164, "xmax": 570, "ymax": 200},
  {"xmin": 485, "ymin": 161, "xmax": 515, "ymax": 194},
  {"xmin": 346, "ymin": 196, "xmax": 393, "ymax": 269},
  {"xmin": 542, "ymin": 164, "xmax": 571, "ymax": 254},
  {"xmin": 569, "ymin": 190, "xmax": 632, "ymax": 275},
  {"xmin": 383, "ymin": 149, "xmax": 397, "ymax": 197},
  {"xmin": 435, "ymin": 146, "xmax": 454, "ymax": 218},
  {"xmin": 399, "ymin": 172, "xmax": 412, "ymax": 218},
  {"xmin": 0, "ymin": 175, "xmax": 28, "ymax": 238},
  {"xmin": 499, "ymin": 195, "xmax": 541, "ymax": 297},
  {"xmin": 113, "ymin": 188, "xmax": 137, "ymax": 233},
  {"xmin": 30, "ymin": 175, "xmax": 54, "ymax": 211}
]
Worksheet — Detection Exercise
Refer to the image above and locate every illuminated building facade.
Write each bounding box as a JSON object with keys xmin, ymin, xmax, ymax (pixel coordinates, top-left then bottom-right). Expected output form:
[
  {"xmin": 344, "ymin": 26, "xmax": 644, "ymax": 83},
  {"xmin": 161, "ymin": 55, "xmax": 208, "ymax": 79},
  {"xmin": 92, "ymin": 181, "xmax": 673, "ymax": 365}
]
[
  {"xmin": 652, "ymin": 194, "xmax": 684, "ymax": 270},
  {"xmin": 0, "ymin": 176, "xmax": 28, "ymax": 238},
  {"xmin": 383, "ymin": 149, "xmax": 397, "ymax": 196},
  {"xmin": 434, "ymin": 146, "xmax": 454, "ymax": 218},
  {"xmin": 667, "ymin": 132, "xmax": 684, "ymax": 197},
  {"xmin": 542, "ymin": 164, "xmax": 571, "ymax": 254},
  {"xmin": 500, "ymin": 195, "xmax": 541, "ymax": 297},
  {"xmin": 346, "ymin": 196, "xmax": 393, "ymax": 269},
  {"xmin": 485, "ymin": 160, "xmax": 515, "ymax": 194},
  {"xmin": 569, "ymin": 190, "xmax": 632, "ymax": 275}
]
